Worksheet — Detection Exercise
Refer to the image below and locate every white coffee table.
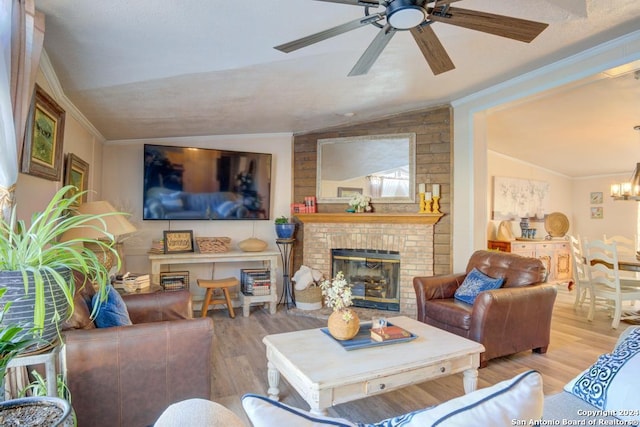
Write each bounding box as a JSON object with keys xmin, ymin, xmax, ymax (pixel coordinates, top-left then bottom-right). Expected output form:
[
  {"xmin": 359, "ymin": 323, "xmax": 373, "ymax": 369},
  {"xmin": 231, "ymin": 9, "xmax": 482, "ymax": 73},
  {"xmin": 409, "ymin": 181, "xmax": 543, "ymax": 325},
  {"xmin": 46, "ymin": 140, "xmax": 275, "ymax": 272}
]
[{"xmin": 263, "ymin": 316, "xmax": 485, "ymax": 415}]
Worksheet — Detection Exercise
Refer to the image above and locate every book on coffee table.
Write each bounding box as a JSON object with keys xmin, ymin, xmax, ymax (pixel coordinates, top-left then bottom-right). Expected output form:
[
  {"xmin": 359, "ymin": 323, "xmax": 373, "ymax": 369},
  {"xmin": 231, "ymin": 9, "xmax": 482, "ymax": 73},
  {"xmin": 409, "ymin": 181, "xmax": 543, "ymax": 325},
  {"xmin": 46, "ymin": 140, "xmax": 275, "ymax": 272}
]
[{"xmin": 370, "ymin": 325, "xmax": 413, "ymax": 342}]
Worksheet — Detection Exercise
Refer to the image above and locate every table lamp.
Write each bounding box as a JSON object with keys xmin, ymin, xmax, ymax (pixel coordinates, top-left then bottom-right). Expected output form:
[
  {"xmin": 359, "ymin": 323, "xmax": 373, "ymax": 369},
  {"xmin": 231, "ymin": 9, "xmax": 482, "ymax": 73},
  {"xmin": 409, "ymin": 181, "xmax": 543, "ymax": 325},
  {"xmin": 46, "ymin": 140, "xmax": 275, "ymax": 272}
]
[{"xmin": 61, "ymin": 201, "xmax": 137, "ymax": 275}]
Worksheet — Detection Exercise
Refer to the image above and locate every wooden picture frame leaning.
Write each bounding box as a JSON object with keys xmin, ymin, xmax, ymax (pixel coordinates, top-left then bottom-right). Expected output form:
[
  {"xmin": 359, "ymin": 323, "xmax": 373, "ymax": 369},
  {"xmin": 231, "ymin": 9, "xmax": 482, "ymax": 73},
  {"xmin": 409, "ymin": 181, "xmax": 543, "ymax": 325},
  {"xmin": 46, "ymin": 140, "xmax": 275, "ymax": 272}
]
[
  {"xmin": 163, "ymin": 230, "xmax": 194, "ymax": 254},
  {"xmin": 21, "ymin": 84, "xmax": 66, "ymax": 181},
  {"xmin": 64, "ymin": 153, "xmax": 90, "ymax": 205}
]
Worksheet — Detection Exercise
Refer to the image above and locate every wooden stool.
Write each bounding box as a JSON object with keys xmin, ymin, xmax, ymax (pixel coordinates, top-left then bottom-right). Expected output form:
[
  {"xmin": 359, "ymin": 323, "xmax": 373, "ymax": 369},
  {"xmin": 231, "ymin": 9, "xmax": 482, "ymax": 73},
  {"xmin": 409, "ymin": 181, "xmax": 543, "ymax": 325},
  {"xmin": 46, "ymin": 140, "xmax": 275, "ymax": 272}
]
[{"xmin": 197, "ymin": 277, "xmax": 239, "ymax": 318}]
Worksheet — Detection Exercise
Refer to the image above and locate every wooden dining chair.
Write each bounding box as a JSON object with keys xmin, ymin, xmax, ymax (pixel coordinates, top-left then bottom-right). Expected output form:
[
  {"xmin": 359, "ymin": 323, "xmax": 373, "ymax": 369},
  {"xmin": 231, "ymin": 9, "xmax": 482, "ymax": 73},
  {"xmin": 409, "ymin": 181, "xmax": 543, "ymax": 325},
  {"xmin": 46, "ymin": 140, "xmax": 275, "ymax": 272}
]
[
  {"xmin": 603, "ymin": 234, "xmax": 640, "ymax": 284},
  {"xmin": 567, "ymin": 235, "xmax": 591, "ymax": 309},
  {"xmin": 584, "ymin": 239, "xmax": 640, "ymax": 329}
]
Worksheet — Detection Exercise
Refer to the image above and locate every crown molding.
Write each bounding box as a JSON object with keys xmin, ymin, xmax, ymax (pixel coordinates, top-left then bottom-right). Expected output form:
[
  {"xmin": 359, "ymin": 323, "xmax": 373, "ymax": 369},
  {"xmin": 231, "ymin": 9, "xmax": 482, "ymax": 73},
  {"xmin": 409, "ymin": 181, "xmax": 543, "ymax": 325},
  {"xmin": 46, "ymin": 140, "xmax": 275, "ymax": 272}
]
[{"xmin": 39, "ymin": 49, "xmax": 105, "ymax": 142}]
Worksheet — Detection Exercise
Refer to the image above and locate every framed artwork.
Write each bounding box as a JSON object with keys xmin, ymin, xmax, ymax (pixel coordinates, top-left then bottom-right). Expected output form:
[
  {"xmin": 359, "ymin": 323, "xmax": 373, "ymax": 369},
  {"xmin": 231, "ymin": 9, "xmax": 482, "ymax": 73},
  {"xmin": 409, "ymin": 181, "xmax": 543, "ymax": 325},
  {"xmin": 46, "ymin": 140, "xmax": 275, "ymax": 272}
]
[
  {"xmin": 21, "ymin": 84, "xmax": 66, "ymax": 181},
  {"xmin": 64, "ymin": 153, "xmax": 90, "ymax": 205},
  {"xmin": 337, "ymin": 187, "xmax": 363, "ymax": 197},
  {"xmin": 591, "ymin": 207, "xmax": 603, "ymax": 219},
  {"xmin": 492, "ymin": 176, "xmax": 551, "ymax": 220},
  {"xmin": 163, "ymin": 230, "xmax": 194, "ymax": 254},
  {"xmin": 590, "ymin": 192, "xmax": 603, "ymax": 204}
]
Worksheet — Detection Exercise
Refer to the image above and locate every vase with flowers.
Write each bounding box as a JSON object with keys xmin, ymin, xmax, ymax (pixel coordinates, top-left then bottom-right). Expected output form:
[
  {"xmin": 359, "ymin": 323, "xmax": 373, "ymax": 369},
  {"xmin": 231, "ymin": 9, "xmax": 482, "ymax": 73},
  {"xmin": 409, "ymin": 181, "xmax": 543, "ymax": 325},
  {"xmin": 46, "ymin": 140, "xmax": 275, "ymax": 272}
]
[
  {"xmin": 348, "ymin": 194, "xmax": 371, "ymax": 213},
  {"xmin": 320, "ymin": 271, "xmax": 360, "ymax": 340}
]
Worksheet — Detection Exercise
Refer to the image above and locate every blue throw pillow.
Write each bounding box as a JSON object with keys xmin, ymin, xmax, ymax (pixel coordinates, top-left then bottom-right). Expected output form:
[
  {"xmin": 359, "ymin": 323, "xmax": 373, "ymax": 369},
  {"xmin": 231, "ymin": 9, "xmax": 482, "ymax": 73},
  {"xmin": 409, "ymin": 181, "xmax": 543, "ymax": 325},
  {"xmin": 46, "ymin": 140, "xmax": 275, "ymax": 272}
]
[
  {"xmin": 92, "ymin": 285, "xmax": 132, "ymax": 328},
  {"xmin": 454, "ymin": 268, "xmax": 504, "ymax": 305}
]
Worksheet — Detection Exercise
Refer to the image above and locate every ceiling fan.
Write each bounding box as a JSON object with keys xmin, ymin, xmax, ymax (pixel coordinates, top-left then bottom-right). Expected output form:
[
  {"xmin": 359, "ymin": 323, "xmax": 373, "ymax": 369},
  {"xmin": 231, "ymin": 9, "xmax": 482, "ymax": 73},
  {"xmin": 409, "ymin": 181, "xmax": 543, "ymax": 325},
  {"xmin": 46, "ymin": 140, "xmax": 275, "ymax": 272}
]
[{"xmin": 274, "ymin": 0, "xmax": 548, "ymax": 76}]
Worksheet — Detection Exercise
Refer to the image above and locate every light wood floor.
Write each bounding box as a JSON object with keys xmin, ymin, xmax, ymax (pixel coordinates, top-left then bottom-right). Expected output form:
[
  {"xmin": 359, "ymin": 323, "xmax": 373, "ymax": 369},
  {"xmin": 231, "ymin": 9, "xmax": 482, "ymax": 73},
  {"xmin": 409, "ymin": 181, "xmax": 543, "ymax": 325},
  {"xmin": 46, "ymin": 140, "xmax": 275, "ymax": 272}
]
[{"xmin": 204, "ymin": 286, "xmax": 631, "ymax": 425}]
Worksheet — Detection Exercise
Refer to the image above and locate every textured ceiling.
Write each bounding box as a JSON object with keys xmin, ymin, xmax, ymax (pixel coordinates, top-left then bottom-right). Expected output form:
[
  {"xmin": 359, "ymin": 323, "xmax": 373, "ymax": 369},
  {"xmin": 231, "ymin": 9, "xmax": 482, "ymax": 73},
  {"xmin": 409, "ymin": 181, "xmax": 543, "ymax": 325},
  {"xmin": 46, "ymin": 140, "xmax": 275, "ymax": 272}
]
[{"xmin": 34, "ymin": 0, "xmax": 640, "ymax": 177}]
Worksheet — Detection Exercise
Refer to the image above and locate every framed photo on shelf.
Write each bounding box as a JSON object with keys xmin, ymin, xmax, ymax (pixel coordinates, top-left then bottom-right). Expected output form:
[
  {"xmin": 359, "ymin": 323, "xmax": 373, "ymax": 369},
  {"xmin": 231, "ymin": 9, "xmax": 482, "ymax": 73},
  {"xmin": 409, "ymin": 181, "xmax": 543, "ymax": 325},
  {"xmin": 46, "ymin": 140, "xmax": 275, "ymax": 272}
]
[
  {"xmin": 63, "ymin": 153, "xmax": 89, "ymax": 205},
  {"xmin": 163, "ymin": 230, "xmax": 194, "ymax": 254},
  {"xmin": 21, "ymin": 84, "xmax": 66, "ymax": 181}
]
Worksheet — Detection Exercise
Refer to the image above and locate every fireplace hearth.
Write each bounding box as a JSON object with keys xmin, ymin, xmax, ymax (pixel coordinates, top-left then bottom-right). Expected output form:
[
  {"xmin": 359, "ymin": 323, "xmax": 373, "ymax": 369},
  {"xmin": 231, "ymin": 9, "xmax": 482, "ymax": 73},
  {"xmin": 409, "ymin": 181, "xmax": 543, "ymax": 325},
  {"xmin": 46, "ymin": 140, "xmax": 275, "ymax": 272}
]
[{"xmin": 332, "ymin": 249, "xmax": 400, "ymax": 311}]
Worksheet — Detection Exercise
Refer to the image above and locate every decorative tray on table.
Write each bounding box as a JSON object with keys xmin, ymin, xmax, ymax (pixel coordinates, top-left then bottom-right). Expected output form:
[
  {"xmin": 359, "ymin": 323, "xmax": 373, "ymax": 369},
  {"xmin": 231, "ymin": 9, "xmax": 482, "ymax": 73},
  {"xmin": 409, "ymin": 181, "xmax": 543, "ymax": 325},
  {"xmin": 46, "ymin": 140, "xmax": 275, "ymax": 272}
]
[{"xmin": 320, "ymin": 322, "xmax": 416, "ymax": 351}]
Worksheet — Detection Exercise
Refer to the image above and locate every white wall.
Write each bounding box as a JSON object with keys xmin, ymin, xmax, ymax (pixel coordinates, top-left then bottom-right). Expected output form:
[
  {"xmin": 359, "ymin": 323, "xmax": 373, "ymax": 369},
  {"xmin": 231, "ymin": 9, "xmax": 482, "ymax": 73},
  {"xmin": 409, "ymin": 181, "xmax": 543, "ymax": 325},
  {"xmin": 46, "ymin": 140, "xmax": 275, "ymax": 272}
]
[
  {"xmin": 572, "ymin": 174, "xmax": 637, "ymax": 244},
  {"xmin": 487, "ymin": 152, "xmax": 638, "ymax": 245},
  {"xmin": 101, "ymin": 134, "xmax": 293, "ymax": 302},
  {"xmin": 16, "ymin": 70, "xmax": 104, "ymax": 221}
]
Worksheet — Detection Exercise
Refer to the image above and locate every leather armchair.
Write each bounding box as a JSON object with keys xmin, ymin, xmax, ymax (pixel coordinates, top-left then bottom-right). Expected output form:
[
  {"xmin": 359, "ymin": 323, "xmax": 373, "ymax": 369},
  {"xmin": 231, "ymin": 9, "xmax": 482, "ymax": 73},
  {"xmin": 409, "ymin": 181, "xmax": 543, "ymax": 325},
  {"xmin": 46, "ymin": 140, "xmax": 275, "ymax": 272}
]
[
  {"xmin": 413, "ymin": 250, "xmax": 557, "ymax": 367},
  {"xmin": 61, "ymin": 286, "xmax": 214, "ymax": 427}
]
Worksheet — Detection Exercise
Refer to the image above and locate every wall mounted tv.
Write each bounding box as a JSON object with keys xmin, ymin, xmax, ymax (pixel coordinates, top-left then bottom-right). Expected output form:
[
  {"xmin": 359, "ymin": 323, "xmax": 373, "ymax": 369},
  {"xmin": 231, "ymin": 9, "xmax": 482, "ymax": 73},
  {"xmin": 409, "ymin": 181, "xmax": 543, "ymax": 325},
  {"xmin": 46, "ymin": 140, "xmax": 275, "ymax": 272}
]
[{"xmin": 143, "ymin": 144, "xmax": 272, "ymax": 220}]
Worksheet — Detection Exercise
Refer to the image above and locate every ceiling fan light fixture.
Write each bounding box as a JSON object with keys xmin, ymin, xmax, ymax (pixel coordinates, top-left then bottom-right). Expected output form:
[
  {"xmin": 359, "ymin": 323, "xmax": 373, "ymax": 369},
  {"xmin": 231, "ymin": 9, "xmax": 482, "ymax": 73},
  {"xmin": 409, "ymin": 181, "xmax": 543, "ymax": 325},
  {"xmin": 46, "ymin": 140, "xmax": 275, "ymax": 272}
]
[{"xmin": 387, "ymin": 0, "xmax": 426, "ymax": 30}]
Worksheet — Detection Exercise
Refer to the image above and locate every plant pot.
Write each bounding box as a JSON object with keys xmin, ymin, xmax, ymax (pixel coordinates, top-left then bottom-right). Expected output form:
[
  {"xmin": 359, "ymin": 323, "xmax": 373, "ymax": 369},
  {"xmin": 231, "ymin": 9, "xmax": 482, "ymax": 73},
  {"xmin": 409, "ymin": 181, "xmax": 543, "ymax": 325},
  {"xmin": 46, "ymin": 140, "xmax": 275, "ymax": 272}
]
[
  {"xmin": 0, "ymin": 268, "xmax": 72, "ymax": 352},
  {"xmin": 275, "ymin": 223, "xmax": 296, "ymax": 239},
  {"xmin": 0, "ymin": 396, "xmax": 73, "ymax": 426},
  {"xmin": 327, "ymin": 309, "xmax": 360, "ymax": 340}
]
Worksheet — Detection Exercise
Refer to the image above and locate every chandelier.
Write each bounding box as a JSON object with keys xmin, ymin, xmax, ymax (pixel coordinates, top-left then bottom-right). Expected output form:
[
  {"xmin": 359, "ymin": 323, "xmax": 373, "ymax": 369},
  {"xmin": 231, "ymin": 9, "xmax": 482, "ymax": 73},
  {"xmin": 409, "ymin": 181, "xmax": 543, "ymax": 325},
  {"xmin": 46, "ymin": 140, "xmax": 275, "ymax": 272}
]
[{"xmin": 610, "ymin": 125, "xmax": 640, "ymax": 201}]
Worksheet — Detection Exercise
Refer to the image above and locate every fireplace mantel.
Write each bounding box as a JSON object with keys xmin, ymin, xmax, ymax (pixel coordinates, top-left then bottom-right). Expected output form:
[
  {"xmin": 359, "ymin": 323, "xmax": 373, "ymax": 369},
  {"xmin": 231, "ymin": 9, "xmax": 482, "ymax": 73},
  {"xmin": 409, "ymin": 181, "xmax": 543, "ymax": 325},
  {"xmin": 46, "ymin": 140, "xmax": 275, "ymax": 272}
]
[{"xmin": 295, "ymin": 212, "xmax": 443, "ymax": 225}]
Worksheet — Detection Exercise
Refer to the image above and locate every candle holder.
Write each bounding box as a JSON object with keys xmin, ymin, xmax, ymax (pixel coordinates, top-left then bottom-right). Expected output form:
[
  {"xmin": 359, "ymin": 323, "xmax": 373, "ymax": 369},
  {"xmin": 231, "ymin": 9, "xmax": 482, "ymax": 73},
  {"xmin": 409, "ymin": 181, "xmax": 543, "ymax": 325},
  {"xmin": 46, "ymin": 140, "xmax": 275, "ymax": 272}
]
[
  {"xmin": 419, "ymin": 193, "xmax": 432, "ymax": 213},
  {"xmin": 432, "ymin": 196, "xmax": 441, "ymax": 214}
]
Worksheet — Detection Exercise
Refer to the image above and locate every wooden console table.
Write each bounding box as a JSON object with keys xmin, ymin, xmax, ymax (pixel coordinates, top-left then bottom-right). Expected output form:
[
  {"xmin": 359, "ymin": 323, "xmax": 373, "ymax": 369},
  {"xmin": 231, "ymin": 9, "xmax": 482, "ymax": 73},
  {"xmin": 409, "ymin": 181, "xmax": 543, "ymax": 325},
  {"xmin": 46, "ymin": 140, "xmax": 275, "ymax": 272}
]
[{"xmin": 148, "ymin": 250, "xmax": 279, "ymax": 316}]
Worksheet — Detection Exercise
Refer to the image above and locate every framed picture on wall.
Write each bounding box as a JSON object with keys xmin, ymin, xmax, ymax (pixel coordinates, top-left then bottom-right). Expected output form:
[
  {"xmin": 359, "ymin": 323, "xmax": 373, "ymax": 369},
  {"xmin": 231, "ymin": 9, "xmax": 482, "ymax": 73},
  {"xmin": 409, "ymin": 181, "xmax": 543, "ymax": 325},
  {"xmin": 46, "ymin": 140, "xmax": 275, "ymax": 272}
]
[
  {"xmin": 590, "ymin": 192, "xmax": 603, "ymax": 204},
  {"xmin": 63, "ymin": 153, "xmax": 90, "ymax": 205},
  {"xmin": 21, "ymin": 84, "xmax": 66, "ymax": 181},
  {"xmin": 590, "ymin": 207, "xmax": 603, "ymax": 219}
]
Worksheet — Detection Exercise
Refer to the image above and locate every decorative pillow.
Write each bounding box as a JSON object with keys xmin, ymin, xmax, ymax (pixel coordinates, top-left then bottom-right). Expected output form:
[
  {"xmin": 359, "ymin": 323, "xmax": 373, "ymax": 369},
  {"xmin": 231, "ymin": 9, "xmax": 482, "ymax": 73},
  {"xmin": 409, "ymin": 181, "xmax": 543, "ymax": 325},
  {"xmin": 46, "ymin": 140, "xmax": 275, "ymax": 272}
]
[
  {"xmin": 242, "ymin": 370, "xmax": 543, "ymax": 427},
  {"xmin": 155, "ymin": 398, "xmax": 245, "ymax": 427},
  {"xmin": 454, "ymin": 268, "xmax": 504, "ymax": 304},
  {"xmin": 241, "ymin": 394, "xmax": 357, "ymax": 427},
  {"xmin": 91, "ymin": 285, "xmax": 132, "ymax": 328},
  {"xmin": 564, "ymin": 327, "xmax": 640, "ymax": 422}
]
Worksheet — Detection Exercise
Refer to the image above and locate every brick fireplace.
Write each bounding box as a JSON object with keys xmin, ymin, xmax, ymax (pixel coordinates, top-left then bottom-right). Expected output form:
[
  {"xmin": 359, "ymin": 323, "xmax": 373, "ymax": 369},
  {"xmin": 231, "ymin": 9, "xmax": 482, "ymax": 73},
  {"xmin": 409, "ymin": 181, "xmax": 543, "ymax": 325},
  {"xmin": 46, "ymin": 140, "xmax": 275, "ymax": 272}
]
[{"xmin": 296, "ymin": 213, "xmax": 443, "ymax": 316}]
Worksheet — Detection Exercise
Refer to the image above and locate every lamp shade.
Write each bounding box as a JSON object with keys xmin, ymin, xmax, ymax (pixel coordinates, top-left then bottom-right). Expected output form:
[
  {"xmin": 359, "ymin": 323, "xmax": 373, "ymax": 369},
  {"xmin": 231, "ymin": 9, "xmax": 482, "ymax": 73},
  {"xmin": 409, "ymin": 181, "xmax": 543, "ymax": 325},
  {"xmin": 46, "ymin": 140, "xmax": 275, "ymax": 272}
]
[{"xmin": 61, "ymin": 201, "xmax": 137, "ymax": 241}]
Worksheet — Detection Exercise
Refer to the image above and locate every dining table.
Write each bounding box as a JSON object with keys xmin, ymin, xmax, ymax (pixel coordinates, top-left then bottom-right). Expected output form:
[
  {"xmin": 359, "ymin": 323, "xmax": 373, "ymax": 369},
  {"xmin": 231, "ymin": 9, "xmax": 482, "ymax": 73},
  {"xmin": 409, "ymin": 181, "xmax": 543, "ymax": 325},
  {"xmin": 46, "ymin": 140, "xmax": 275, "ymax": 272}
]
[{"xmin": 589, "ymin": 257, "xmax": 640, "ymax": 272}]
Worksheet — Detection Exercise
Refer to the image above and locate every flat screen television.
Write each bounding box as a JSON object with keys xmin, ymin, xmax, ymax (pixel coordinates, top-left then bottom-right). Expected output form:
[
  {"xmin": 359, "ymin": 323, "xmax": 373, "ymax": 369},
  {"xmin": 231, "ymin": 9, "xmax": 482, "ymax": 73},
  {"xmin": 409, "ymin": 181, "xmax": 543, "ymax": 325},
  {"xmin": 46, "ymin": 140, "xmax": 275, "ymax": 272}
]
[{"xmin": 143, "ymin": 144, "xmax": 272, "ymax": 220}]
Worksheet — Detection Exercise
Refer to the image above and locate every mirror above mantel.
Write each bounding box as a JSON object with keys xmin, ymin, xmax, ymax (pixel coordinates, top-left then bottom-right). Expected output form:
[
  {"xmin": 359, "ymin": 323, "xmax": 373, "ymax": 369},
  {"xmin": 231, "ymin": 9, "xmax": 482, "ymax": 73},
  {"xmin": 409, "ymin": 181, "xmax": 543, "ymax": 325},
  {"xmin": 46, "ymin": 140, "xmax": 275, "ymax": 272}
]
[{"xmin": 316, "ymin": 133, "xmax": 416, "ymax": 204}]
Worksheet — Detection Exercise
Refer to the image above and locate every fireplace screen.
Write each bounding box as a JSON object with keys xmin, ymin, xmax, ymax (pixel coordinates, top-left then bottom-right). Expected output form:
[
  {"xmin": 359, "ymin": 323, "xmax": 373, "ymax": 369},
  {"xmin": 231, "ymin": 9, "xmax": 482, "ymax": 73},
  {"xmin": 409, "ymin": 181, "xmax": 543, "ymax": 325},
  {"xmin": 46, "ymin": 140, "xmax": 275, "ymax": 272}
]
[{"xmin": 331, "ymin": 249, "xmax": 400, "ymax": 311}]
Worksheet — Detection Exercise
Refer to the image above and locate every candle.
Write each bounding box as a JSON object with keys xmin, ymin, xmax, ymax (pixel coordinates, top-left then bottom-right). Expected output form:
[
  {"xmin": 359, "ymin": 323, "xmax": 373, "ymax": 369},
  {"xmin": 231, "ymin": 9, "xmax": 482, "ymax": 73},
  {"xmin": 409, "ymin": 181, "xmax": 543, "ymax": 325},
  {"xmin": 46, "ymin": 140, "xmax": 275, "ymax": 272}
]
[
  {"xmin": 425, "ymin": 192, "xmax": 432, "ymax": 200},
  {"xmin": 419, "ymin": 183, "xmax": 425, "ymax": 194},
  {"xmin": 432, "ymin": 184, "xmax": 440, "ymax": 197}
]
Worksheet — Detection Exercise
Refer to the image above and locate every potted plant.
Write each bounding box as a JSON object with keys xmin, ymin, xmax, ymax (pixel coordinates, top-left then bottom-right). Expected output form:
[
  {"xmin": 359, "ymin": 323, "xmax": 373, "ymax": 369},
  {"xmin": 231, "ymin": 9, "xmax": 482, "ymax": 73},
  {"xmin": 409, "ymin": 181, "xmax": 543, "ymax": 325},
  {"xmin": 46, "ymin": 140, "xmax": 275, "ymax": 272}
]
[
  {"xmin": 319, "ymin": 271, "xmax": 360, "ymax": 340},
  {"xmin": 274, "ymin": 216, "xmax": 296, "ymax": 239},
  {"xmin": 0, "ymin": 185, "xmax": 119, "ymax": 351},
  {"xmin": 0, "ymin": 288, "xmax": 42, "ymax": 400}
]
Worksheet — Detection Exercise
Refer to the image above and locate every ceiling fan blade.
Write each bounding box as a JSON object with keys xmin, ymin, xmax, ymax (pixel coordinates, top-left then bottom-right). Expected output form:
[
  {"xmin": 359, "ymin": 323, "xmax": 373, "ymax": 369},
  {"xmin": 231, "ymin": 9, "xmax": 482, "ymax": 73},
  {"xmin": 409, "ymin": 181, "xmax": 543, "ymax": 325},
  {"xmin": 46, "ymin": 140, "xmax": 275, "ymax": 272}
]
[
  {"xmin": 275, "ymin": 14, "xmax": 384, "ymax": 53},
  {"xmin": 314, "ymin": 0, "xmax": 380, "ymax": 6},
  {"xmin": 429, "ymin": 7, "xmax": 548, "ymax": 43},
  {"xmin": 410, "ymin": 24, "xmax": 455, "ymax": 75},
  {"xmin": 348, "ymin": 26, "xmax": 396, "ymax": 76}
]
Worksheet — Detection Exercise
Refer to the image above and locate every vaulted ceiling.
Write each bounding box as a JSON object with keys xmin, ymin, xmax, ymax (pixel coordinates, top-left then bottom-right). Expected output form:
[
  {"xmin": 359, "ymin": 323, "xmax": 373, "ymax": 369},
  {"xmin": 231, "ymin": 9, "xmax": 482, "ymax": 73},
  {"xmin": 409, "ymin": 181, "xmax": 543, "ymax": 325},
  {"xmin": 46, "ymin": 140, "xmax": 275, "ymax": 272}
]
[{"xmin": 35, "ymin": 0, "xmax": 640, "ymax": 177}]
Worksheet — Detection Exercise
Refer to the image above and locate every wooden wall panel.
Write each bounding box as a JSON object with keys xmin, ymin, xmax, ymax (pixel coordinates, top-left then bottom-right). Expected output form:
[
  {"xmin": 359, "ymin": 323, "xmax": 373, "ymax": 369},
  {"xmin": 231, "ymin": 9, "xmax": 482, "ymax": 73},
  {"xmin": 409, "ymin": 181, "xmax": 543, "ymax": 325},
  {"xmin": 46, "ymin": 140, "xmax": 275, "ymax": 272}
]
[{"xmin": 292, "ymin": 105, "xmax": 453, "ymax": 277}]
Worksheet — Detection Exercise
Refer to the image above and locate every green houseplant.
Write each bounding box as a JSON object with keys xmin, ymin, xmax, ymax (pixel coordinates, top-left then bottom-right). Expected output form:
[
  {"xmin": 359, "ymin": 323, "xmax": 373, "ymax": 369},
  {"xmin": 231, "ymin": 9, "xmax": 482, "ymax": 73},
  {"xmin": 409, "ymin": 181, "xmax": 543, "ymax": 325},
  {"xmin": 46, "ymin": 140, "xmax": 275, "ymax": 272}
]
[
  {"xmin": 0, "ymin": 185, "xmax": 119, "ymax": 350},
  {"xmin": 274, "ymin": 216, "xmax": 295, "ymax": 239},
  {"xmin": 0, "ymin": 288, "xmax": 42, "ymax": 399}
]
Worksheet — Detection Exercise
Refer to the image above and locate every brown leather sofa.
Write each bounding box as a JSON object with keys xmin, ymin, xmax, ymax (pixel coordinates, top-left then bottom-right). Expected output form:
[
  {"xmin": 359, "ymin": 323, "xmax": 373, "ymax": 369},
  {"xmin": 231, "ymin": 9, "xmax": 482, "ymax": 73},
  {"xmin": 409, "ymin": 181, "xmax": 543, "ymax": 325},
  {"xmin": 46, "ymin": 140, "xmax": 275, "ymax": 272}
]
[
  {"xmin": 413, "ymin": 250, "xmax": 557, "ymax": 367},
  {"xmin": 61, "ymin": 281, "xmax": 214, "ymax": 427}
]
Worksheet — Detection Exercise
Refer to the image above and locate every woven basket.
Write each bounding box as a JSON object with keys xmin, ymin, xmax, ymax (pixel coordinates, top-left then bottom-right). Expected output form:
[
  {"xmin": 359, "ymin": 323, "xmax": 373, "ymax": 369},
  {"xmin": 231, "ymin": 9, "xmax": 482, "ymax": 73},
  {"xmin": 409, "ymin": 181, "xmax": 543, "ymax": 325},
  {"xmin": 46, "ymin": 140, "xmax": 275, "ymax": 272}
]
[
  {"xmin": 196, "ymin": 237, "xmax": 231, "ymax": 253},
  {"xmin": 296, "ymin": 285, "xmax": 322, "ymax": 304}
]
